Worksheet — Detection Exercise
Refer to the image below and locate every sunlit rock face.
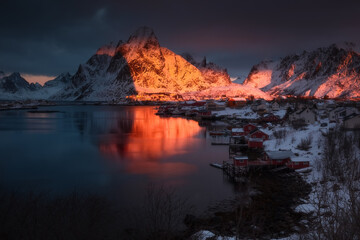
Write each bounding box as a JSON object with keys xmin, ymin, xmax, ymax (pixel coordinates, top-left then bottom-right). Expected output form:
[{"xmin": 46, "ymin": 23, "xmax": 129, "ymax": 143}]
[
  {"xmin": 243, "ymin": 44, "xmax": 360, "ymax": 98},
  {"xmin": 54, "ymin": 26, "xmax": 231, "ymax": 100}
]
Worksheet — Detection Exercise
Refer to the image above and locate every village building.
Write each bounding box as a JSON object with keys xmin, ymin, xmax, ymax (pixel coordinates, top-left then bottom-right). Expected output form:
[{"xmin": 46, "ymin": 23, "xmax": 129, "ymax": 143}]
[
  {"xmin": 206, "ymin": 101, "xmax": 226, "ymax": 111},
  {"xmin": 329, "ymin": 107, "xmax": 358, "ymax": 123},
  {"xmin": 243, "ymin": 124, "xmax": 258, "ymax": 135},
  {"xmin": 343, "ymin": 114, "xmax": 360, "ymax": 129},
  {"xmin": 288, "ymin": 107, "xmax": 317, "ymax": 124},
  {"xmin": 231, "ymin": 128, "xmax": 245, "ymax": 136},
  {"xmin": 248, "ymin": 138, "xmax": 264, "ymax": 148},
  {"xmin": 261, "ymin": 113, "xmax": 280, "ymax": 122},
  {"xmin": 271, "ymin": 102, "xmax": 280, "ymax": 111},
  {"xmin": 249, "ymin": 129, "xmax": 269, "ymax": 141},
  {"xmin": 233, "ymin": 156, "xmax": 249, "ymax": 167},
  {"xmin": 264, "ymin": 150, "xmax": 310, "ymax": 169},
  {"xmin": 227, "ymin": 98, "xmax": 247, "ymax": 108}
]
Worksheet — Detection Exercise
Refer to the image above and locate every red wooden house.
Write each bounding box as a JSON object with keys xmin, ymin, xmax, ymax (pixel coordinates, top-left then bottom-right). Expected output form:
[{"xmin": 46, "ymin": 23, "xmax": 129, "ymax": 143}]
[
  {"xmin": 261, "ymin": 113, "xmax": 280, "ymax": 122},
  {"xmin": 243, "ymin": 124, "xmax": 258, "ymax": 135},
  {"xmin": 264, "ymin": 150, "xmax": 293, "ymax": 166},
  {"xmin": 231, "ymin": 128, "xmax": 245, "ymax": 136},
  {"xmin": 286, "ymin": 160, "xmax": 310, "ymax": 169},
  {"xmin": 233, "ymin": 156, "xmax": 248, "ymax": 167},
  {"xmin": 264, "ymin": 150, "xmax": 310, "ymax": 169},
  {"xmin": 249, "ymin": 130, "xmax": 269, "ymax": 141},
  {"xmin": 248, "ymin": 138, "xmax": 263, "ymax": 148}
]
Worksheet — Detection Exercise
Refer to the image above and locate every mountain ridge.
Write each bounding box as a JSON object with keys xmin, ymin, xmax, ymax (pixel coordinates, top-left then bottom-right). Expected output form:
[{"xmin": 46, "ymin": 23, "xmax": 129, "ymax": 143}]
[{"xmin": 243, "ymin": 43, "xmax": 360, "ymax": 98}]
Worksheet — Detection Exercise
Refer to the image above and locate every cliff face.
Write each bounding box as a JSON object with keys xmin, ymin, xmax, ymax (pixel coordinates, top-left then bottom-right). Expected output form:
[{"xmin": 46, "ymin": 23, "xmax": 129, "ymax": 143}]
[
  {"xmin": 55, "ymin": 26, "xmax": 231, "ymax": 100},
  {"xmin": 243, "ymin": 44, "xmax": 360, "ymax": 98}
]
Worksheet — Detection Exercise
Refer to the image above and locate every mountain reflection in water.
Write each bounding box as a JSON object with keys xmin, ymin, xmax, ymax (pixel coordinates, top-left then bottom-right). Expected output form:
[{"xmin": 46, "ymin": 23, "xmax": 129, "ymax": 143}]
[
  {"xmin": 0, "ymin": 105, "xmax": 234, "ymax": 211},
  {"xmin": 99, "ymin": 107, "xmax": 204, "ymax": 178}
]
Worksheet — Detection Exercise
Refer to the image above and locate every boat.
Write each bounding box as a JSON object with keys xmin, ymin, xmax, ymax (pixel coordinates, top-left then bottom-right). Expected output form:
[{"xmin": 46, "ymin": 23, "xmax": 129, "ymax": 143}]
[{"xmin": 210, "ymin": 163, "xmax": 223, "ymax": 169}]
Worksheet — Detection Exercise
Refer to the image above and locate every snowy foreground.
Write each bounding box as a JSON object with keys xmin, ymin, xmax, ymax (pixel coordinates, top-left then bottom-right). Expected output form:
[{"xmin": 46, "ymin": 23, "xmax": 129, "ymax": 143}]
[{"xmin": 191, "ymin": 105, "xmax": 360, "ymax": 240}]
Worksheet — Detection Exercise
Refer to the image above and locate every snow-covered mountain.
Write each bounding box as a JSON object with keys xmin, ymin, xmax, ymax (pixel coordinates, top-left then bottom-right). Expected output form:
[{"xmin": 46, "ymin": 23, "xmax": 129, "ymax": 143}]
[
  {"xmin": 52, "ymin": 26, "xmax": 232, "ymax": 100},
  {"xmin": 243, "ymin": 44, "xmax": 360, "ymax": 98},
  {"xmin": 0, "ymin": 72, "xmax": 43, "ymax": 99}
]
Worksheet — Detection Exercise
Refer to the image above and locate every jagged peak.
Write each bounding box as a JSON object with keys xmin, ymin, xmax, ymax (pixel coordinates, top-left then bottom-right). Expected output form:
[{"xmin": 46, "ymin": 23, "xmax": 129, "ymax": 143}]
[
  {"xmin": 96, "ymin": 41, "xmax": 117, "ymax": 57},
  {"xmin": 10, "ymin": 72, "xmax": 21, "ymax": 78},
  {"xmin": 127, "ymin": 26, "xmax": 160, "ymax": 48}
]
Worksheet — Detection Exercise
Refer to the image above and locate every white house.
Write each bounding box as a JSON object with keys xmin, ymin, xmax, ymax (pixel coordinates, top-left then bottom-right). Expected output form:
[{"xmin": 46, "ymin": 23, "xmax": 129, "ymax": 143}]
[{"xmin": 289, "ymin": 107, "xmax": 317, "ymax": 124}]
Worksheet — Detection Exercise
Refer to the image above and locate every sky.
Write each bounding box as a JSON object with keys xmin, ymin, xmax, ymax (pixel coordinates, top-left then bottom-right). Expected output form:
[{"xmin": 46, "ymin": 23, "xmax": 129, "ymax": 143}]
[{"xmin": 1, "ymin": 0, "xmax": 360, "ymax": 84}]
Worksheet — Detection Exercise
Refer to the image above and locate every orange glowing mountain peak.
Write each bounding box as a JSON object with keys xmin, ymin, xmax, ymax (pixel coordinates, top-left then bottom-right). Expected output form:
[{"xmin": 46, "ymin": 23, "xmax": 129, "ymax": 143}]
[{"xmin": 54, "ymin": 26, "xmax": 232, "ymax": 100}]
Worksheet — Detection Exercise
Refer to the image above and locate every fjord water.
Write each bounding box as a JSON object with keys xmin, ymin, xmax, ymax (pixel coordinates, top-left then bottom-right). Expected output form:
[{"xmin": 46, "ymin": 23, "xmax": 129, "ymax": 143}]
[{"xmin": 0, "ymin": 105, "xmax": 234, "ymax": 211}]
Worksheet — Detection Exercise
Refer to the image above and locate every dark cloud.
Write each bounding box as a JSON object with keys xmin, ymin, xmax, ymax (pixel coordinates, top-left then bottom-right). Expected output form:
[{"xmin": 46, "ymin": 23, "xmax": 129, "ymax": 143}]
[{"xmin": 1, "ymin": 0, "xmax": 360, "ymax": 77}]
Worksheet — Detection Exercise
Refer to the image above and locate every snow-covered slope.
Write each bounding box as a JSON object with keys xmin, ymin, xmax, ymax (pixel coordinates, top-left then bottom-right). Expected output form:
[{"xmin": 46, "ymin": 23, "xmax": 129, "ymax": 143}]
[
  {"xmin": 53, "ymin": 26, "xmax": 231, "ymax": 101},
  {"xmin": 243, "ymin": 44, "xmax": 360, "ymax": 98},
  {"xmin": 184, "ymin": 83, "xmax": 273, "ymax": 100}
]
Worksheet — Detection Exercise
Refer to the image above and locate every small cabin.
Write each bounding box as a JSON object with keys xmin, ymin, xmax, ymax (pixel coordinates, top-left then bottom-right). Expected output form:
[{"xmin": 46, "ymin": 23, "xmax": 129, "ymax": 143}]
[
  {"xmin": 286, "ymin": 160, "xmax": 310, "ymax": 170},
  {"xmin": 233, "ymin": 156, "xmax": 248, "ymax": 167}
]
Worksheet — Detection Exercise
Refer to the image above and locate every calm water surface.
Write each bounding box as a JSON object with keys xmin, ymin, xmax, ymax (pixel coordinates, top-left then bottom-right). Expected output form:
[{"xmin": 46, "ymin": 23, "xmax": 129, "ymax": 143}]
[{"xmin": 0, "ymin": 105, "xmax": 235, "ymax": 211}]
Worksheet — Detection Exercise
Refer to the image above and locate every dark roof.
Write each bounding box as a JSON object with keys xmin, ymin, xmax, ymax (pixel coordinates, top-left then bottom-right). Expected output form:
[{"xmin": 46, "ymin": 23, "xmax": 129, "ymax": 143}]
[
  {"xmin": 296, "ymin": 107, "xmax": 315, "ymax": 115},
  {"xmin": 343, "ymin": 113, "xmax": 360, "ymax": 121}
]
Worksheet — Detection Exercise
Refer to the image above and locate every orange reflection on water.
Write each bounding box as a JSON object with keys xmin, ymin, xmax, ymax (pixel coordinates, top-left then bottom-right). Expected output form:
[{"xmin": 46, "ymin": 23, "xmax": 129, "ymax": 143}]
[{"xmin": 99, "ymin": 107, "xmax": 204, "ymax": 178}]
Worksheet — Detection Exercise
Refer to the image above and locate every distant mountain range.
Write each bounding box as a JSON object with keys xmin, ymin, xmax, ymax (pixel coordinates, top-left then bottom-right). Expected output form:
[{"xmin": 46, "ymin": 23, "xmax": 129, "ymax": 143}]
[
  {"xmin": 1, "ymin": 28, "xmax": 360, "ymax": 100},
  {"xmin": 243, "ymin": 43, "xmax": 360, "ymax": 98}
]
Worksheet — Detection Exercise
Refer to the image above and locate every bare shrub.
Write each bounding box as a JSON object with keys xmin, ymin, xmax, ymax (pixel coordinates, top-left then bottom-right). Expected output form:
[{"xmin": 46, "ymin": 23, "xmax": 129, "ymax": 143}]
[
  {"xmin": 321, "ymin": 129, "xmax": 360, "ymax": 184},
  {"xmin": 297, "ymin": 136, "xmax": 312, "ymax": 151},
  {"xmin": 273, "ymin": 129, "xmax": 287, "ymax": 139},
  {"xmin": 302, "ymin": 182, "xmax": 360, "ymax": 240},
  {"xmin": 124, "ymin": 184, "xmax": 194, "ymax": 240}
]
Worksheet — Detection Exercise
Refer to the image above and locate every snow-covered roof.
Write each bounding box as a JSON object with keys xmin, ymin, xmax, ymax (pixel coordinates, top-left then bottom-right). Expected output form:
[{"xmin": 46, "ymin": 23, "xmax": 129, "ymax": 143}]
[
  {"xmin": 234, "ymin": 156, "xmax": 248, "ymax": 160},
  {"xmin": 258, "ymin": 128, "xmax": 272, "ymax": 136},
  {"xmin": 273, "ymin": 109, "xmax": 287, "ymax": 118},
  {"xmin": 232, "ymin": 128, "xmax": 244, "ymax": 133},
  {"xmin": 290, "ymin": 156, "xmax": 310, "ymax": 162},
  {"xmin": 266, "ymin": 150, "xmax": 293, "ymax": 159}
]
